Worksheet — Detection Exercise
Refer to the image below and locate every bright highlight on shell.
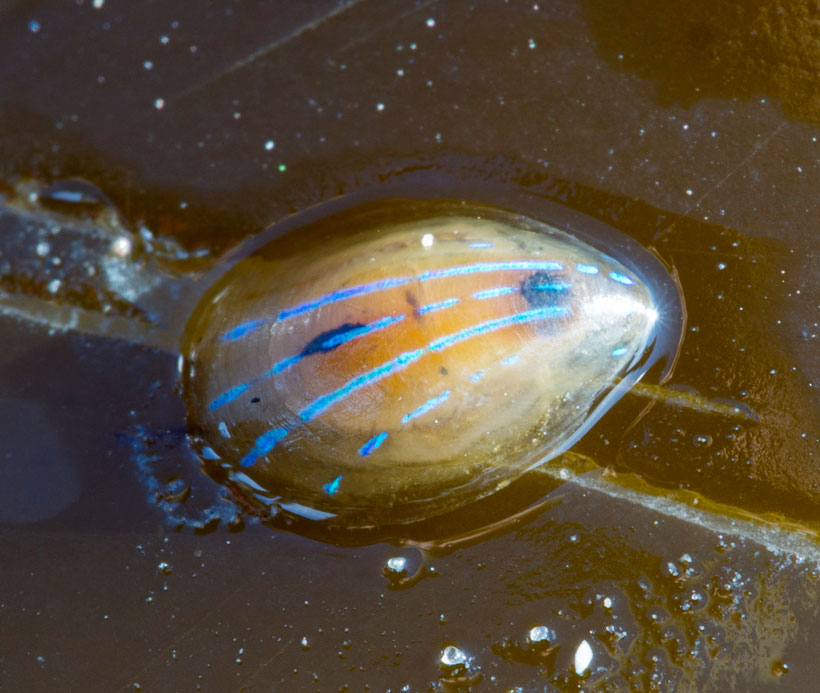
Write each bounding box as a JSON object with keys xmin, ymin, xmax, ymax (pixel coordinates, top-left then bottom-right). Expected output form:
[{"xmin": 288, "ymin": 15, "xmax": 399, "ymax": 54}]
[{"xmin": 181, "ymin": 199, "xmax": 683, "ymax": 528}]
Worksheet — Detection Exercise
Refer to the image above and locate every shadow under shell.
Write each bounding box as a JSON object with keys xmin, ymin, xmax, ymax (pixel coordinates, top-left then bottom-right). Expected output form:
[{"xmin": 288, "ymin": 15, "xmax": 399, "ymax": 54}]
[{"xmin": 181, "ymin": 199, "xmax": 684, "ymax": 528}]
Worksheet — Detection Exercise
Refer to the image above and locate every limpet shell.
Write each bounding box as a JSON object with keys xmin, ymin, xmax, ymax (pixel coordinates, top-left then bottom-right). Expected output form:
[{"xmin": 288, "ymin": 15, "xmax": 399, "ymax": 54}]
[{"xmin": 181, "ymin": 199, "xmax": 683, "ymax": 527}]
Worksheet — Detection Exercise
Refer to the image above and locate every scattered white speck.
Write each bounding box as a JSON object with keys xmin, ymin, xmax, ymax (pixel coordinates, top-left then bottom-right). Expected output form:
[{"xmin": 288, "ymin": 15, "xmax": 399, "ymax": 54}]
[
  {"xmin": 143, "ymin": 60, "xmax": 153, "ymax": 70},
  {"xmin": 36, "ymin": 241, "xmax": 51, "ymax": 257},
  {"xmin": 28, "ymin": 20, "xmax": 41, "ymax": 33},
  {"xmin": 47, "ymin": 279, "xmax": 62, "ymax": 294},
  {"xmin": 160, "ymin": 35, "xmax": 169, "ymax": 45},
  {"xmin": 376, "ymin": 102, "xmax": 385, "ymax": 112},
  {"xmin": 682, "ymin": 123, "xmax": 689, "ymax": 130},
  {"xmin": 528, "ymin": 38, "xmax": 536, "ymax": 49},
  {"xmin": 154, "ymin": 98, "xmax": 165, "ymax": 110},
  {"xmin": 717, "ymin": 262, "xmax": 726, "ymax": 270},
  {"xmin": 685, "ymin": 189, "xmax": 693, "ymax": 196},
  {"xmin": 93, "ymin": 0, "xmax": 105, "ymax": 8},
  {"xmin": 264, "ymin": 140, "xmax": 275, "ymax": 151},
  {"xmin": 396, "ymin": 68, "xmax": 405, "ymax": 77},
  {"xmin": 421, "ymin": 233, "xmax": 434, "ymax": 247},
  {"xmin": 602, "ymin": 596, "xmax": 613, "ymax": 608},
  {"xmin": 111, "ymin": 236, "xmax": 132, "ymax": 257},
  {"xmin": 426, "ymin": 17, "xmax": 436, "ymax": 27},
  {"xmin": 574, "ymin": 639, "xmax": 593, "ymax": 674}
]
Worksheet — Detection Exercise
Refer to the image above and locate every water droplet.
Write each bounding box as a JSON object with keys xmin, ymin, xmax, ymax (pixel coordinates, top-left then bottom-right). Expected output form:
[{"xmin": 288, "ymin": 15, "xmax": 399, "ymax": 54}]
[
  {"xmin": 527, "ymin": 625, "xmax": 555, "ymax": 644},
  {"xmin": 771, "ymin": 660, "xmax": 790, "ymax": 677},
  {"xmin": 692, "ymin": 434, "xmax": 712, "ymax": 448},
  {"xmin": 440, "ymin": 645, "xmax": 468, "ymax": 668},
  {"xmin": 385, "ymin": 556, "xmax": 406, "ymax": 573}
]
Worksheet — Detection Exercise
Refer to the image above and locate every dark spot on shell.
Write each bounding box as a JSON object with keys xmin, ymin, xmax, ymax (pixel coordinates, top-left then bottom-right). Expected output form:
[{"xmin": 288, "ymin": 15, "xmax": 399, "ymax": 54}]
[
  {"xmin": 521, "ymin": 271, "xmax": 571, "ymax": 308},
  {"xmin": 301, "ymin": 323, "xmax": 366, "ymax": 357}
]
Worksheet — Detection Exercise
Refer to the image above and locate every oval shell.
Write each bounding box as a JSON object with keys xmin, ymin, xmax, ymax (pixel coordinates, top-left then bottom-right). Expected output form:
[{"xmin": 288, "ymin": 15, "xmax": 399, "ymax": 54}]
[{"xmin": 182, "ymin": 200, "xmax": 682, "ymax": 527}]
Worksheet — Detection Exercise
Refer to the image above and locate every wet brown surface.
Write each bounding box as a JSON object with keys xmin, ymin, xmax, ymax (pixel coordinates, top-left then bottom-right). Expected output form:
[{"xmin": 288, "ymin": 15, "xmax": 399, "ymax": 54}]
[{"xmin": 1, "ymin": 1, "xmax": 819, "ymax": 690}]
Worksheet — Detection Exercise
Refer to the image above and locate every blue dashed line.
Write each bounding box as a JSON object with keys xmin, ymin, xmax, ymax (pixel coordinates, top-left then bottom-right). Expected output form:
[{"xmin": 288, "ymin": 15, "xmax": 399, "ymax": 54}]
[
  {"xmin": 609, "ymin": 271, "xmax": 634, "ymax": 285},
  {"xmin": 359, "ymin": 431, "xmax": 388, "ymax": 456},
  {"xmin": 401, "ymin": 390, "xmax": 451, "ymax": 424}
]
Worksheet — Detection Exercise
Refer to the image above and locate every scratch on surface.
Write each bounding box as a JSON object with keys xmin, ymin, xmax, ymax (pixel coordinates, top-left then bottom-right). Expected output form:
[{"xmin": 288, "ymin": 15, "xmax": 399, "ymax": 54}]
[
  {"xmin": 654, "ymin": 122, "xmax": 786, "ymax": 243},
  {"xmin": 173, "ymin": 0, "xmax": 371, "ymax": 103},
  {"xmin": 335, "ymin": 0, "xmax": 442, "ymax": 55},
  {"xmin": 243, "ymin": 637, "xmax": 298, "ymax": 686}
]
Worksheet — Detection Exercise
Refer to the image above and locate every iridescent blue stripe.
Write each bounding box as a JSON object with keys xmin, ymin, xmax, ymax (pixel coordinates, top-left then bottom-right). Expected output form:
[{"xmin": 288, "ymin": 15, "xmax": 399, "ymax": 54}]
[
  {"xmin": 401, "ymin": 390, "xmax": 451, "ymax": 424},
  {"xmin": 611, "ymin": 346, "xmax": 628, "ymax": 357},
  {"xmin": 300, "ymin": 305, "xmax": 567, "ymax": 423},
  {"xmin": 469, "ymin": 242, "xmax": 493, "ymax": 248},
  {"xmin": 359, "ymin": 431, "xmax": 388, "ymax": 456},
  {"xmin": 240, "ymin": 427, "xmax": 289, "ymax": 467},
  {"xmin": 276, "ymin": 261, "xmax": 563, "ymax": 322},
  {"xmin": 242, "ymin": 304, "xmax": 568, "ymax": 464},
  {"xmin": 322, "ymin": 475, "xmax": 342, "ymax": 494},
  {"xmin": 209, "ymin": 383, "xmax": 250, "ymax": 410},
  {"xmin": 418, "ymin": 297, "xmax": 460, "ymax": 315},
  {"xmin": 221, "ymin": 319, "xmax": 265, "ymax": 342},
  {"xmin": 470, "ymin": 371, "xmax": 485, "ymax": 382},
  {"xmin": 473, "ymin": 286, "xmax": 518, "ymax": 299},
  {"xmin": 274, "ymin": 315, "xmax": 405, "ymax": 371},
  {"xmin": 501, "ymin": 354, "xmax": 519, "ymax": 366},
  {"xmin": 529, "ymin": 281, "xmax": 571, "ymax": 292},
  {"xmin": 210, "ymin": 314, "xmax": 404, "ymax": 411},
  {"xmin": 609, "ymin": 271, "xmax": 634, "ymax": 285},
  {"xmin": 576, "ymin": 264, "xmax": 599, "ymax": 275}
]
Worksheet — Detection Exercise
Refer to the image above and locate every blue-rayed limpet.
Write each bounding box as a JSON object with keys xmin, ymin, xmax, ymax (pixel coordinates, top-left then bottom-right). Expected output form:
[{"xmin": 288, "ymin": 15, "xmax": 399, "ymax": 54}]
[{"xmin": 181, "ymin": 199, "xmax": 683, "ymax": 528}]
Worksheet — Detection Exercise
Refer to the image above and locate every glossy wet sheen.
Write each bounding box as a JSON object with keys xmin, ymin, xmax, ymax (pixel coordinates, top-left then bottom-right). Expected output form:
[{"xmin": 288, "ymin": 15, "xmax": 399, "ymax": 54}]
[{"xmin": 182, "ymin": 200, "xmax": 682, "ymax": 527}]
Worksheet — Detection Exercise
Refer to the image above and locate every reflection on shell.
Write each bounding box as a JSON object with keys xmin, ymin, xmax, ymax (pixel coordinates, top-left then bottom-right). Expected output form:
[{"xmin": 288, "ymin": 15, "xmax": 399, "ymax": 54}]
[{"xmin": 181, "ymin": 200, "xmax": 683, "ymax": 528}]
